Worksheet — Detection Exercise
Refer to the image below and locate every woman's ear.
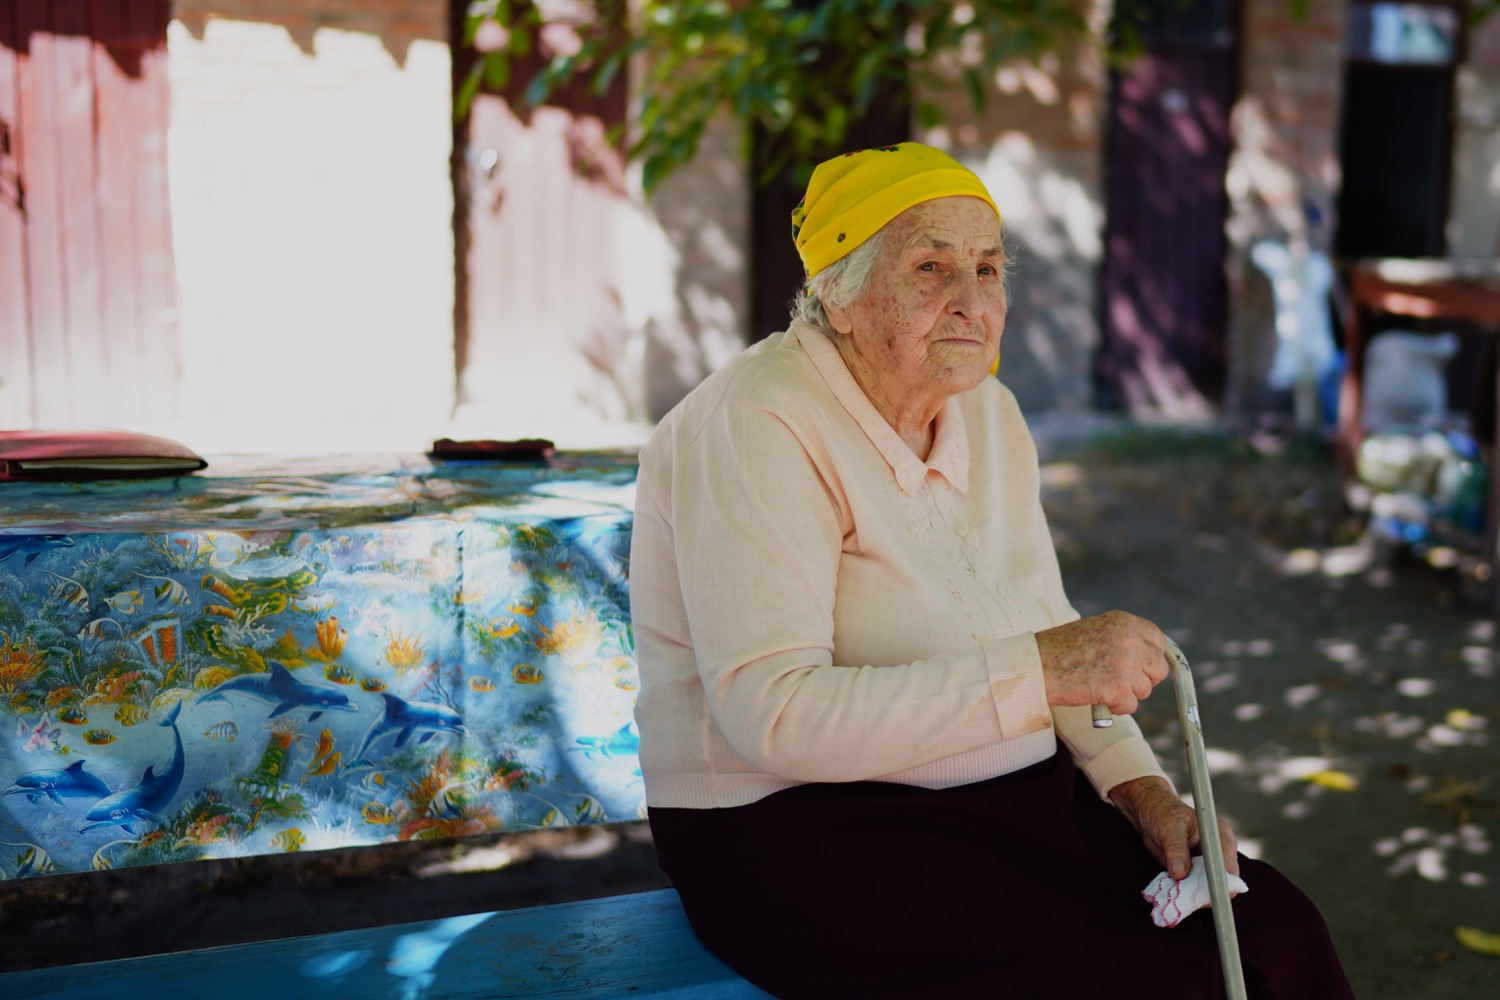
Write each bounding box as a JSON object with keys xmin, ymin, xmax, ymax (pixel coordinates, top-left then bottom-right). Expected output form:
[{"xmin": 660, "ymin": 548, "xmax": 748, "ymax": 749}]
[{"xmin": 824, "ymin": 300, "xmax": 854, "ymax": 335}]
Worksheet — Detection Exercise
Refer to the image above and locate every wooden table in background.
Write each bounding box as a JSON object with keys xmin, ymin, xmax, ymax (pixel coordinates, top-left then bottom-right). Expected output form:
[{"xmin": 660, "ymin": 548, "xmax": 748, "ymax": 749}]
[{"xmin": 1337, "ymin": 257, "xmax": 1500, "ymax": 608}]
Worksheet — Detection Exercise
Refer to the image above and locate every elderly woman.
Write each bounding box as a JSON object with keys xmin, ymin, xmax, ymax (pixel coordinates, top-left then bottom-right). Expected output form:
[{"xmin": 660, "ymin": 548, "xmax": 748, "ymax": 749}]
[{"xmin": 629, "ymin": 143, "xmax": 1353, "ymax": 998}]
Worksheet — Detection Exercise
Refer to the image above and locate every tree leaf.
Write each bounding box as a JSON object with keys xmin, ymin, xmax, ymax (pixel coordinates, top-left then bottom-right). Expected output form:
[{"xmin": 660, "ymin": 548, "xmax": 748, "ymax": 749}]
[
  {"xmin": 963, "ymin": 67, "xmax": 987, "ymax": 114},
  {"xmin": 593, "ymin": 50, "xmax": 625, "ymax": 96},
  {"xmin": 917, "ymin": 99, "xmax": 944, "ymax": 130},
  {"xmin": 482, "ymin": 53, "xmax": 511, "ymax": 92},
  {"xmin": 458, "ymin": 0, "xmax": 1107, "ymax": 189},
  {"xmin": 455, "ymin": 64, "xmax": 484, "ymax": 121}
]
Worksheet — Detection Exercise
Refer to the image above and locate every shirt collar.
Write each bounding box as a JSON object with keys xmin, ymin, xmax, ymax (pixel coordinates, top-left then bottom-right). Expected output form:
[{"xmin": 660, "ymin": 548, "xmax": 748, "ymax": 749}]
[{"xmin": 794, "ymin": 321, "xmax": 971, "ymax": 496}]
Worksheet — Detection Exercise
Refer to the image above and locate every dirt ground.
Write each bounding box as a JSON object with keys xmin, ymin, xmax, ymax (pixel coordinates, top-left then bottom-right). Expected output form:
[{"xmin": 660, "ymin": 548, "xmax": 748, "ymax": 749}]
[{"xmin": 2, "ymin": 421, "xmax": 1498, "ymax": 998}]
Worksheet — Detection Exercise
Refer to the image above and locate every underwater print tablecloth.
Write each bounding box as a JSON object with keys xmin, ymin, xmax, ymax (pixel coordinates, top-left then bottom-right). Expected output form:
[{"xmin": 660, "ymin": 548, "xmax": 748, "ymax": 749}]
[{"xmin": 0, "ymin": 454, "xmax": 640, "ymax": 878}]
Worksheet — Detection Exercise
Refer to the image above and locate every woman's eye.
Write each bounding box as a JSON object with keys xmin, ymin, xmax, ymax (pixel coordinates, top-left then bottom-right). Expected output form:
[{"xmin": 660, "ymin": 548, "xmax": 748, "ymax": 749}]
[
  {"xmin": 918, "ymin": 262, "xmax": 937, "ymax": 272},
  {"xmin": 978, "ymin": 264, "xmax": 996, "ymax": 276}
]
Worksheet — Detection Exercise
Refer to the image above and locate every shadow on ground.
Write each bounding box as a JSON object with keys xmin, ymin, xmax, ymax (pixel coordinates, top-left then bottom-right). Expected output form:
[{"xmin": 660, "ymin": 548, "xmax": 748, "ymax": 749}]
[{"xmin": 1040, "ymin": 424, "xmax": 1499, "ymax": 1000}]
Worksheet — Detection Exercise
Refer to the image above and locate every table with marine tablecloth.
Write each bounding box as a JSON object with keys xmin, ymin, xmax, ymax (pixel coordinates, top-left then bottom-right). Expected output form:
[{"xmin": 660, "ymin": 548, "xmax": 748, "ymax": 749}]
[{"xmin": 0, "ymin": 454, "xmax": 640, "ymax": 877}]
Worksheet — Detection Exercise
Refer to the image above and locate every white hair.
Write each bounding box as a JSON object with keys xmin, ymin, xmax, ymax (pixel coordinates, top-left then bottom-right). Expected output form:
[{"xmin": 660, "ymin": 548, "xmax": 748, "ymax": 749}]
[{"xmin": 792, "ymin": 229, "xmax": 890, "ymax": 335}]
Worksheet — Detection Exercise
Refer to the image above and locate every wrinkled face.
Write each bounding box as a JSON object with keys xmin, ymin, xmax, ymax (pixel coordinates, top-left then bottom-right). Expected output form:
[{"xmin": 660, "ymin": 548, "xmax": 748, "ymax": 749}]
[{"xmin": 825, "ymin": 196, "xmax": 1006, "ymax": 403}]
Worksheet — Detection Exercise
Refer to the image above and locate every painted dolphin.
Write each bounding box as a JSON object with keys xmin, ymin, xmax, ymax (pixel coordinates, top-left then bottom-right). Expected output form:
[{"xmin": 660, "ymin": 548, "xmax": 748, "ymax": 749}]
[
  {"xmin": 79, "ymin": 701, "xmax": 185, "ymax": 835},
  {"xmin": 571, "ymin": 722, "xmax": 639, "ymax": 761},
  {"xmin": 0, "ymin": 534, "xmax": 75, "ymax": 566},
  {"xmin": 347, "ymin": 692, "xmax": 468, "ymax": 769},
  {"xmin": 197, "ymin": 660, "xmax": 359, "ymax": 721},
  {"xmin": 3, "ymin": 760, "xmax": 112, "ymax": 806}
]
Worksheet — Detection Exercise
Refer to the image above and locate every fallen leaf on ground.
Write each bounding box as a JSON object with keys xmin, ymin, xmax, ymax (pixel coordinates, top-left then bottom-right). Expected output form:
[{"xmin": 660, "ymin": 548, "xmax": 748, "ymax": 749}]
[
  {"xmin": 1455, "ymin": 926, "xmax": 1500, "ymax": 957},
  {"xmin": 1303, "ymin": 770, "xmax": 1359, "ymax": 792}
]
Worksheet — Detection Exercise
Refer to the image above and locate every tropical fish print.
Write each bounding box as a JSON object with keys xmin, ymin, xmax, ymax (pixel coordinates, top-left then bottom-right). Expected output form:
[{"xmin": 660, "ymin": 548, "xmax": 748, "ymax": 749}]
[
  {"xmin": 323, "ymin": 663, "xmax": 356, "ymax": 685},
  {"xmin": 311, "ymin": 729, "xmax": 336, "ymax": 764},
  {"xmin": 361, "ymin": 801, "xmax": 394, "ymax": 824},
  {"xmin": 77, "ymin": 618, "xmax": 125, "ymax": 641},
  {"xmin": 135, "ymin": 573, "xmax": 192, "ymax": 606},
  {"xmin": 0, "ymin": 458, "xmax": 642, "ymax": 877},
  {"xmin": 114, "ymin": 704, "xmax": 151, "ymax": 727},
  {"xmin": 203, "ymin": 721, "xmax": 239, "ymax": 742},
  {"xmin": 101, "ymin": 591, "xmax": 144, "ymax": 614},
  {"xmin": 43, "ymin": 571, "xmax": 90, "ymax": 612},
  {"xmin": 1, "ymin": 841, "xmax": 57, "ymax": 878},
  {"xmin": 511, "ymin": 662, "xmax": 544, "ymax": 684},
  {"xmin": 270, "ymin": 828, "xmax": 305, "ymax": 852},
  {"xmin": 302, "ymin": 752, "xmax": 340, "ymax": 783}
]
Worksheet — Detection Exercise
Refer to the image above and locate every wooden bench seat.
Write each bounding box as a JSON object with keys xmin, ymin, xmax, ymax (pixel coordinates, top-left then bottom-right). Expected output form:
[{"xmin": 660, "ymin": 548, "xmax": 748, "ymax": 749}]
[{"xmin": 0, "ymin": 888, "xmax": 771, "ymax": 999}]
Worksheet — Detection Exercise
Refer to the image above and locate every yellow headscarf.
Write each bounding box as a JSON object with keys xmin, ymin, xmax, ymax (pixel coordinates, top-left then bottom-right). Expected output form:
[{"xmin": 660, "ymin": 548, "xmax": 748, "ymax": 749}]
[
  {"xmin": 791, "ymin": 142, "xmax": 1004, "ymax": 376},
  {"xmin": 791, "ymin": 142, "xmax": 1001, "ymax": 280}
]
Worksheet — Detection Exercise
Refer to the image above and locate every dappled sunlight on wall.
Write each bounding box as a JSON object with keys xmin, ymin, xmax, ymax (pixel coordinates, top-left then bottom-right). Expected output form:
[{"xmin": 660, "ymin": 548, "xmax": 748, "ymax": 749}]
[
  {"xmin": 1224, "ymin": 0, "xmax": 1347, "ymax": 414},
  {"xmin": 1448, "ymin": 24, "xmax": 1500, "ymax": 258},
  {"xmin": 917, "ymin": 15, "xmax": 1108, "ymax": 415},
  {"xmin": 454, "ymin": 87, "xmax": 745, "ymax": 443},
  {"xmin": 629, "ymin": 111, "xmax": 750, "ymax": 422},
  {"xmin": 970, "ymin": 132, "xmax": 1106, "ymax": 412}
]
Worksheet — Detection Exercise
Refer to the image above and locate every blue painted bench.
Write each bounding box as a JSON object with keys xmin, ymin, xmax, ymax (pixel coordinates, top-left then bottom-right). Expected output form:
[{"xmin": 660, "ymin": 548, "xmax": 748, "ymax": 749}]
[{"xmin": 0, "ymin": 886, "xmax": 772, "ymax": 998}]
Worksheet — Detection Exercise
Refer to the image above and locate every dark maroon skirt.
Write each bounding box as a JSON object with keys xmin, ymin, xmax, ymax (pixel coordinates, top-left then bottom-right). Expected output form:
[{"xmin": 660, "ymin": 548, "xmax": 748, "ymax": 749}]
[{"xmin": 649, "ymin": 751, "xmax": 1354, "ymax": 999}]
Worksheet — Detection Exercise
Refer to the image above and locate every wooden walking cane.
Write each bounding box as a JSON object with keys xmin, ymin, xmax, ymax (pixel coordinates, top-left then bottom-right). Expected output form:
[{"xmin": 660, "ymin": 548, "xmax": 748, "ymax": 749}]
[{"xmin": 1093, "ymin": 638, "xmax": 1249, "ymax": 1000}]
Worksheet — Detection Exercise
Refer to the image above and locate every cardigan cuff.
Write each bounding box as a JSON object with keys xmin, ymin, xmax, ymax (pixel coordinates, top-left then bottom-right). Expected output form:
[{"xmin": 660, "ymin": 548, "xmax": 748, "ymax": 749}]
[
  {"xmin": 1080, "ymin": 737, "xmax": 1175, "ymax": 801},
  {"xmin": 980, "ymin": 634, "xmax": 1053, "ymax": 740}
]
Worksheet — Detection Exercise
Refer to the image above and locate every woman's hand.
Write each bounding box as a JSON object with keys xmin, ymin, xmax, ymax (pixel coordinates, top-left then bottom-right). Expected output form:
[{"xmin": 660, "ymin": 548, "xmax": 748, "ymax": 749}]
[
  {"xmin": 1035, "ymin": 610, "xmax": 1169, "ymax": 716},
  {"xmin": 1108, "ymin": 775, "xmax": 1241, "ymax": 883}
]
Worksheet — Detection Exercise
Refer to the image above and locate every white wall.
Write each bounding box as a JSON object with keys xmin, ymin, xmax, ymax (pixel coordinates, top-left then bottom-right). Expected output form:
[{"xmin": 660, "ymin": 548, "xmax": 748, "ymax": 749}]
[
  {"xmin": 160, "ymin": 19, "xmax": 455, "ymax": 455},
  {"xmin": 1448, "ymin": 65, "xmax": 1500, "ymax": 259}
]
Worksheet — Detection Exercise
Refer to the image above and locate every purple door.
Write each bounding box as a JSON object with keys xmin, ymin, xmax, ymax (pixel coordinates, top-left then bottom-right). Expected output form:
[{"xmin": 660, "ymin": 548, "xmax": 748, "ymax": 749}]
[{"xmin": 1097, "ymin": 10, "xmax": 1238, "ymax": 412}]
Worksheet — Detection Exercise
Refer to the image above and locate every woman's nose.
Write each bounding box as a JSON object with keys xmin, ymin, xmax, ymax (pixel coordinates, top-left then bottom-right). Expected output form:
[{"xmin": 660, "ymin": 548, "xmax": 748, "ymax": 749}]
[{"xmin": 948, "ymin": 270, "xmax": 984, "ymax": 320}]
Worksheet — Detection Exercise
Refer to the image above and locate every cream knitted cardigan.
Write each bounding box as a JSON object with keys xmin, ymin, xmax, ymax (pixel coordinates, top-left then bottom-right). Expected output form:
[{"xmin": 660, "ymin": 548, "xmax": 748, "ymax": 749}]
[{"xmin": 630, "ymin": 321, "xmax": 1169, "ymax": 809}]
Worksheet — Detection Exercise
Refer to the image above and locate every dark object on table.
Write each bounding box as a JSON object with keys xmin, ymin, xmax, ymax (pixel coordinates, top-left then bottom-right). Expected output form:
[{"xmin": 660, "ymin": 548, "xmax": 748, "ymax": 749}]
[
  {"xmin": 0, "ymin": 430, "xmax": 207, "ymax": 482},
  {"xmin": 429, "ymin": 437, "xmax": 556, "ymax": 462}
]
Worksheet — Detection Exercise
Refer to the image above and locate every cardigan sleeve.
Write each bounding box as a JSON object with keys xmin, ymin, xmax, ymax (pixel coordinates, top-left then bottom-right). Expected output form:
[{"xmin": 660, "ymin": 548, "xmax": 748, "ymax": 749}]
[
  {"xmin": 1017, "ymin": 459, "xmax": 1175, "ymax": 798},
  {"xmin": 667, "ymin": 394, "xmax": 1051, "ymax": 784}
]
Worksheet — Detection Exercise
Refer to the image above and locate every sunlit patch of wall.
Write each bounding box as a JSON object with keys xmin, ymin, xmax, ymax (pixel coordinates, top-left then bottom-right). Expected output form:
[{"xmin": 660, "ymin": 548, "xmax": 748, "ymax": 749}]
[
  {"xmin": 165, "ymin": 3, "xmax": 455, "ymax": 454},
  {"xmin": 1447, "ymin": 14, "xmax": 1500, "ymax": 258},
  {"xmin": 627, "ymin": 110, "xmax": 751, "ymax": 422},
  {"xmin": 1224, "ymin": 0, "xmax": 1349, "ymax": 416},
  {"xmin": 915, "ymin": 0, "xmax": 1110, "ymax": 416}
]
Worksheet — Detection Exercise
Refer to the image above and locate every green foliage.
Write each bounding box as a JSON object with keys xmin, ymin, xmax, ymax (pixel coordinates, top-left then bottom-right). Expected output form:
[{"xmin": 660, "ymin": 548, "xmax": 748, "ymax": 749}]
[
  {"xmin": 461, "ymin": 0, "xmax": 1097, "ymax": 192},
  {"xmin": 461, "ymin": 1, "xmax": 1500, "ymax": 194}
]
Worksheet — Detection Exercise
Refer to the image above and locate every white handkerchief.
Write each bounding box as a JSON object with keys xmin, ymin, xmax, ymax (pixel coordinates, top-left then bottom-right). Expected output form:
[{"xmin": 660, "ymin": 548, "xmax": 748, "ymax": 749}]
[{"xmin": 1142, "ymin": 855, "xmax": 1249, "ymax": 928}]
